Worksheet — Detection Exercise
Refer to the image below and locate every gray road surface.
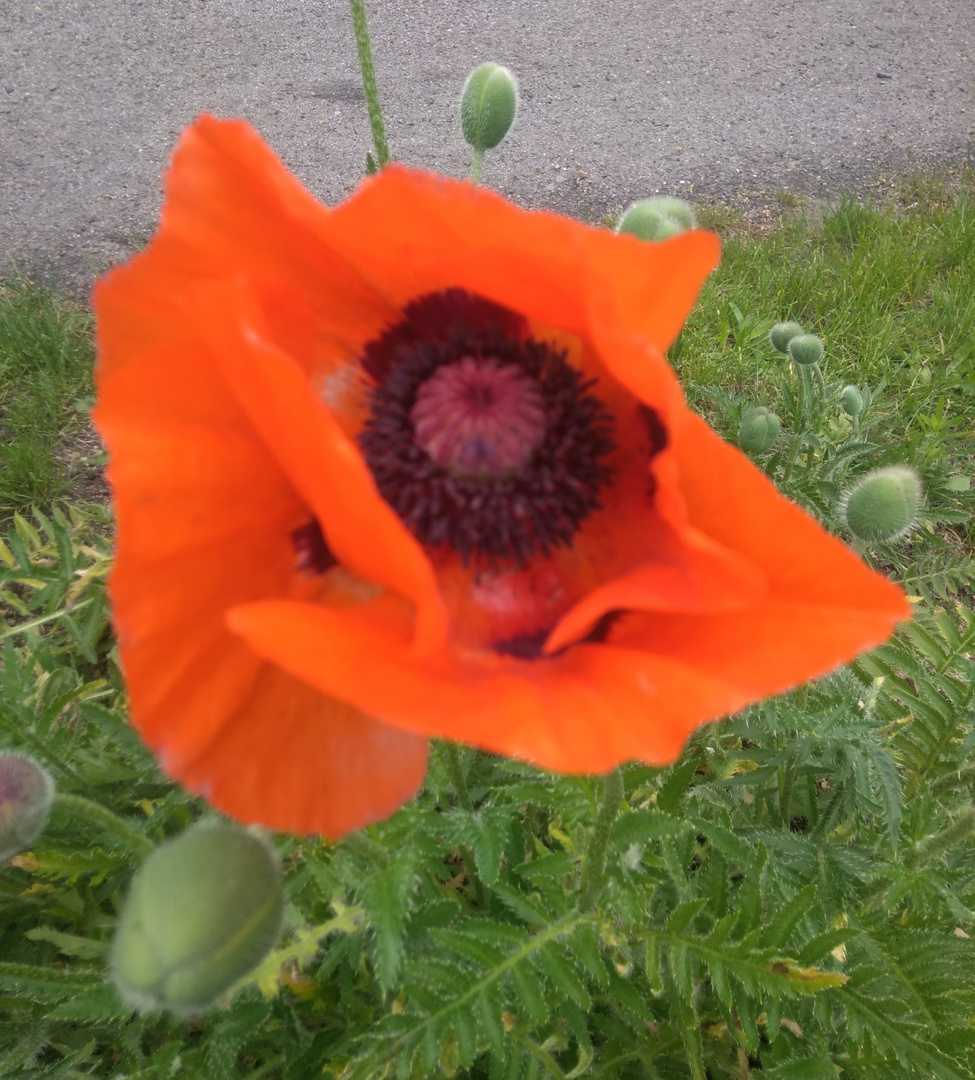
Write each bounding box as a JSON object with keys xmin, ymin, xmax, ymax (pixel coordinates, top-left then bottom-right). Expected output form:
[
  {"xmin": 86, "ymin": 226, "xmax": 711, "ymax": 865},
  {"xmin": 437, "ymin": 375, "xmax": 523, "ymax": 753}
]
[{"xmin": 1, "ymin": 0, "xmax": 972, "ymax": 298}]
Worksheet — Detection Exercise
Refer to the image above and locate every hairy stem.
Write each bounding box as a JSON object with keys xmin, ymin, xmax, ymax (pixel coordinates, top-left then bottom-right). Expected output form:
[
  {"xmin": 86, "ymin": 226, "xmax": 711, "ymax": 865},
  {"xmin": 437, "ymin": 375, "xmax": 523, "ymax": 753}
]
[
  {"xmin": 469, "ymin": 146, "xmax": 485, "ymax": 184},
  {"xmin": 349, "ymin": 0, "xmax": 390, "ymax": 167},
  {"xmin": 51, "ymin": 792, "xmax": 154, "ymax": 858}
]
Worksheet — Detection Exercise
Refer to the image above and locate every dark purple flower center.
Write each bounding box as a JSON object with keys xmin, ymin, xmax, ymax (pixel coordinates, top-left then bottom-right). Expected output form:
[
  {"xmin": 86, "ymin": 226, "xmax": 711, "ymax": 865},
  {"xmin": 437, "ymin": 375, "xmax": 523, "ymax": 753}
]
[
  {"xmin": 410, "ymin": 355, "xmax": 546, "ymax": 477},
  {"xmin": 357, "ymin": 289, "xmax": 616, "ymax": 564}
]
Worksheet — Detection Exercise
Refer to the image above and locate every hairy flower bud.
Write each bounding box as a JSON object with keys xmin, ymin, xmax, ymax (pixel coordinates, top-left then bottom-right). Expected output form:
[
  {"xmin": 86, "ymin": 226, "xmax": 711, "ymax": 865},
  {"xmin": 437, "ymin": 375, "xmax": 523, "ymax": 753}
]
[
  {"xmin": 738, "ymin": 405, "xmax": 781, "ymax": 454},
  {"xmin": 839, "ymin": 466, "xmax": 921, "ymax": 544},
  {"xmin": 0, "ymin": 753, "xmax": 54, "ymax": 861},
  {"xmin": 787, "ymin": 333, "xmax": 825, "ymax": 367},
  {"xmin": 840, "ymin": 385, "xmax": 864, "ymax": 417},
  {"xmin": 769, "ymin": 321, "xmax": 804, "ymax": 354},
  {"xmin": 111, "ymin": 821, "xmax": 284, "ymax": 1015},
  {"xmin": 617, "ymin": 196, "xmax": 696, "ymax": 241},
  {"xmin": 461, "ymin": 63, "xmax": 519, "ymax": 151}
]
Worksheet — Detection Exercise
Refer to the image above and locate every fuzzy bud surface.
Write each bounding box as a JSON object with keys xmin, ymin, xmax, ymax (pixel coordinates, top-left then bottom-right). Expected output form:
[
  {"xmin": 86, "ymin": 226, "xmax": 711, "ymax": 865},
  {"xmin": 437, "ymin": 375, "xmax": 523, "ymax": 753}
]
[
  {"xmin": 0, "ymin": 754, "xmax": 54, "ymax": 861},
  {"xmin": 461, "ymin": 63, "xmax": 519, "ymax": 151},
  {"xmin": 111, "ymin": 821, "xmax": 284, "ymax": 1015},
  {"xmin": 738, "ymin": 405, "xmax": 782, "ymax": 454},
  {"xmin": 840, "ymin": 466, "xmax": 921, "ymax": 544},
  {"xmin": 769, "ymin": 321, "xmax": 804, "ymax": 354}
]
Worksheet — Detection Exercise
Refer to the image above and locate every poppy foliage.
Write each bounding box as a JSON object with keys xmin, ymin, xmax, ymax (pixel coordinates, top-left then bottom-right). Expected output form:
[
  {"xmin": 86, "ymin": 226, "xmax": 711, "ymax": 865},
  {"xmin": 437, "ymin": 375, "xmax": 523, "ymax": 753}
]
[{"xmin": 94, "ymin": 117, "xmax": 909, "ymax": 837}]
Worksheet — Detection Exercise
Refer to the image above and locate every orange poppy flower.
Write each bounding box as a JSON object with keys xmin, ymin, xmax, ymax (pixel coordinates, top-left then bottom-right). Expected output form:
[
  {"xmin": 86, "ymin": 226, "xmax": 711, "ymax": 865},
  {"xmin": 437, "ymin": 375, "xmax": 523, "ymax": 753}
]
[{"xmin": 94, "ymin": 116, "xmax": 909, "ymax": 838}]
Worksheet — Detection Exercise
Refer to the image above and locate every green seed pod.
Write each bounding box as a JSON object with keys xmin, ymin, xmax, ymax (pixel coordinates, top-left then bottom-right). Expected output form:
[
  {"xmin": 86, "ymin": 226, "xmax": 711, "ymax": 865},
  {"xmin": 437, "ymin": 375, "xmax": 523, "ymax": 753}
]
[
  {"xmin": 738, "ymin": 405, "xmax": 782, "ymax": 454},
  {"xmin": 461, "ymin": 63, "xmax": 519, "ymax": 151},
  {"xmin": 769, "ymin": 321, "xmax": 804, "ymax": 354},
  {"xmin": 840, "ymin": 465, "xmax": 921, "ymax": 544},
  {"xmin": 0, "ymin": 753, "xmax": 54, "ymax": 861},
  {"xmin": 617, "ymin": 196, "xmax": 696, "ymax": 241},
  {"xmin": 111, "ymin": 821, "xmax": 284, "ymax": 1015},
  {"xmin": 840, "ymin": 385, "xmax": 864, "ymax": 417},
  {"xmin": 787, "ymin": 333, "xmax": 825, "ymax": 366}
]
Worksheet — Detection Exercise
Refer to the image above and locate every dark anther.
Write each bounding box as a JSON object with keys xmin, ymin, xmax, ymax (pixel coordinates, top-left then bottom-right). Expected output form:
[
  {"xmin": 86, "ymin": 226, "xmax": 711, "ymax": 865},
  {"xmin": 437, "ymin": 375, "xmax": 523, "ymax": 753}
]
[
  {"xmin": 291, "ymin": 519, "xmax": 336, "ymax": 575},
  {"xmin": 359, "ymin": 289, "xmax": 616, "ymax": 565}
]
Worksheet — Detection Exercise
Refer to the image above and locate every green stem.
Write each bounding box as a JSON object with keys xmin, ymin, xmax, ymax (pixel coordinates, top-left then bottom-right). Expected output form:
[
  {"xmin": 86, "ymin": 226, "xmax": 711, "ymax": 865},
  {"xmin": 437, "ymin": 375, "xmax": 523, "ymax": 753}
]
[
  {"xmin": 798, "ymin": 364, "xmax": 816, "ymax": 430},
  {"xmin": 577, "ymin": 767, "xmax": 625, "ymax": 912},
  {"xmin": 51, "ymin": 792, "xmax": 155, "ymax": 858},
  {"xmin": 469, "ymin": 146, "xmax": 485, "ymax": 184},
  {"xmin": 776, "ymin": 733, "xmax": 793, "ymax": 828},
  {"xmin": 348, "ymin": 0, "xmax": 390, "ymax": 166}
]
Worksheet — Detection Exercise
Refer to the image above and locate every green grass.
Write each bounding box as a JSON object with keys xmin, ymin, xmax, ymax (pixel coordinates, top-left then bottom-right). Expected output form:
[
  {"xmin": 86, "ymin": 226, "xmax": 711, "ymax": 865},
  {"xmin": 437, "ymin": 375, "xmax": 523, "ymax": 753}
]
[
  {"xmin": 0, "ymin": 279, "xmax": 96, "ymax": 515},
  {"xmin": 681, "ymin": 174, "xmax": 975, "ymax": 397},
  {"xmin": 1, "ymin": 175, "xmax": 975, "ymax": 1078}
]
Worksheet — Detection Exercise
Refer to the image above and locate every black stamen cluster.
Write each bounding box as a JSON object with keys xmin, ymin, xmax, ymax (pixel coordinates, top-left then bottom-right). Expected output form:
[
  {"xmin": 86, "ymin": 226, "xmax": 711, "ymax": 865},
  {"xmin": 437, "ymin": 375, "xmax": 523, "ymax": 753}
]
[{"xmin": 358, "ymin": 290, "xmax": 616, "ymax": 565}]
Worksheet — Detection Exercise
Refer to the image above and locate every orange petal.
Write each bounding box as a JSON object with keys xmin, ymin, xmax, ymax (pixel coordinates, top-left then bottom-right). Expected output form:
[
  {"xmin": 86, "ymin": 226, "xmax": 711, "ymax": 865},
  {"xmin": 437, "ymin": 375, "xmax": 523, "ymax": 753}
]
[
  {"xmin": 671, "ymin": 411, "xmax": 912, "ymax": 615},
  {"xmin": 545, "ymin": 524, "xmax": 767, "ymax": 654},
  {"xmin": 95, "ymin": 116, "xmax": 394, "ymax": 423},
  {"xmin": 198, "ymin": 280, "xmax": 447, "ymax": 658},
  {"xmin": 178, "ymin": 667, "xmax": 428, "ymax": 838},
  {"xmin": 322, "ymin": 164, "xmax": 721, "ymax": 355},
  {"xmin": 607, "ymin": 597, "xmax": 908, "ymax": 703},
  {"xmin": 227, "ymin": 599, "xmax": 756, "ymax": 773},
  {"xmin": 95, "ymin": 334, "xmax": 427, "ymax": 836}
]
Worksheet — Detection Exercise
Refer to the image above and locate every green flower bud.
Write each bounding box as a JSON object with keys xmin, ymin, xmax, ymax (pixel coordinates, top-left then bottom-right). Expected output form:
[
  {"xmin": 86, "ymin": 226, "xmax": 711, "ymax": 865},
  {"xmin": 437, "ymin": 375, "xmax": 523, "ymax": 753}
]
[
  {"xmin": 461, "ymin": 63, "xmax": 519, "ymax": 151},
  {"xmin": 617, "ymin": 196, "xmax": 696, "ymax": 241},
  {"xmin": 111, "ymin": 821, "xmax": 284, "ymax": 1016},
  {"xmin": 738, "ymin": 405, "xmax": 782, "ymax": 454},
  {"xmin": 840, "ymin": 465, "xmax": 921, "ymax": 544},
  {"xmin": 0, "ymin": 753, "xmax": 54, "ymax": 861},
  {"xmin": 840, "ymin": 385, "xmax": 864, "ymax": 417},
  {"xmin": 769, "ymin": 321, "xmax": 804, "ymax": 354},
  {"xmin": 787, "ymin": 333, "xmax": 825, "ymax": 366}
]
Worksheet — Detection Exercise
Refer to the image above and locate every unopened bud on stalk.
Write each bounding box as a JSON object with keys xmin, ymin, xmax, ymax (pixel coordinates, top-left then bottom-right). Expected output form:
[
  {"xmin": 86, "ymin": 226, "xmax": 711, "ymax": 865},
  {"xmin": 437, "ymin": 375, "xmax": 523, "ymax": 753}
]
[
  {"xmin": 461, "ymin": 63, "xmax": 519, "ymax": 151},
  {"xmin": 840, "ymin": 385, "xmax": 864, "ymax": 417},
  {"xmin": 738, "ymin": 405, "xmax": 781, "ymax": 454},
  {"xmin": 769, "ymin": 321, "xmax": 804, "ymax": 354},
  {"xmin": 787, "ymin": 333, "xmax": 825, "ymax": 367},
  {"xmin": 0, "ymin": 753, "xmax": 54, "ymax": 861},
  {"xmin": 110, "ymin": 821, "xmax": 284, "ymax": 1015},
  {"xmin": 839, "ymin": 465, "xmax": 921, "ymax": 544},
  {"xmin": 617, "ymin": 196, "xmax": 696, "ymax": 241}
]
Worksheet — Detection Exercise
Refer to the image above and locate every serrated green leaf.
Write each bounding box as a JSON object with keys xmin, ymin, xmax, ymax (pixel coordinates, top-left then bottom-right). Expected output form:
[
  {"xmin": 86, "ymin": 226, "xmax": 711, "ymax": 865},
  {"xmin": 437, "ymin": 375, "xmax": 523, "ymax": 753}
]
[
  {"xmin": 491, "ymin": 882, "xmax": 549, "ymax": 927},
  {"xmin": 570, "ymin": 924, "xmax": 609, "ymax": 987},
  {"xmin": 535, "ymin": 942, "xmax": 591, "ymax": 1010},
  {"xmin": 24, "ymin": 926, "xmax": 108, "ymax": 961},
  {"xmin": 669, "ymin": 941, "xmax": 694, "ymax": 1004},
  {"xmin": 476, "ymin": 985, "xmax": 506, "ymax": 1054},
  {"xmin": 796, "ymin": 928, "xmax": 856, "ymax": 965},
  {"xmin": 657, "ymin": 756, "xmax": 699, "ymax": 814},
  {"xmin": 509, "ymin": 960, "xmax": 549, "ymax": 1026},
  {"xmin": 763, "ymin": 884, "xmax": 819, "ymax": 951},
  {"xmin": 431, "ymin": 927, "xmax": 507, "ymax": 969},
  {"xmin": 452, "ymin": 1006, "xmax": 478, "ymax": 1068},
  {"xmin": 611, "ymin": 808, "xmax": 694, "ymax": 847},
  {"xmin": 362, "ymin": 856, "xmax": 416, "ymax": 994},
  {"xmin": 667, "ymin": 898, "xmax": 708, "ymax": 936}
]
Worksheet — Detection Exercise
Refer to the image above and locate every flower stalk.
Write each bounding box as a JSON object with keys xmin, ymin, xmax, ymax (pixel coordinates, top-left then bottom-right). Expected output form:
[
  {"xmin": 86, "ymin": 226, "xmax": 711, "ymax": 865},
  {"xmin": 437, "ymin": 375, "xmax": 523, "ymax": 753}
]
[
  {"xmin": 349, "ymin": 0, "xmax": 390, "ymax": 167},
  {"xmin": 577, "ymin": 767, "xmax": 625, "ymax": 912},
  {"xmin": 469, "ymin": 146, "xmax": 485, "ymax": 184}
]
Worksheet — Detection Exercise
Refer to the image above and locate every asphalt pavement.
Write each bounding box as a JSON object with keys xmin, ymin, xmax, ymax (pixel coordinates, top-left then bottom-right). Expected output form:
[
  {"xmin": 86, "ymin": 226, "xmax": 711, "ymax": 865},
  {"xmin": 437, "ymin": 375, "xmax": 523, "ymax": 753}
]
[{"xmin": 1, "ymin": 0, "xmax": 972, "ymax": 298}]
